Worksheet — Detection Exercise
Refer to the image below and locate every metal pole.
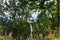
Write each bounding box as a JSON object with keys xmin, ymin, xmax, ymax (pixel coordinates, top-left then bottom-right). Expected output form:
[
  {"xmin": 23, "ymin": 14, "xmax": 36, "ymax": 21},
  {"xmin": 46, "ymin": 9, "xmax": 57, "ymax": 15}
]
[{"xmin": 30, "ymin": 23, "xmax": 33, "ymax": 40}]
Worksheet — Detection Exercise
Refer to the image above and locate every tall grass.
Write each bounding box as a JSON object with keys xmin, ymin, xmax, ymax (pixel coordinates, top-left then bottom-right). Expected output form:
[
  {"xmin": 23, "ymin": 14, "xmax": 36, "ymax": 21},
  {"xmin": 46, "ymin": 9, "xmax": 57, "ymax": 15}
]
[
  {"xmin": 0, "ymin": 28, "xmax": 60, "ymax": 40},
  {"xmin": 0, "ymin": 33, "xmax": 60, "ymax": 40}
]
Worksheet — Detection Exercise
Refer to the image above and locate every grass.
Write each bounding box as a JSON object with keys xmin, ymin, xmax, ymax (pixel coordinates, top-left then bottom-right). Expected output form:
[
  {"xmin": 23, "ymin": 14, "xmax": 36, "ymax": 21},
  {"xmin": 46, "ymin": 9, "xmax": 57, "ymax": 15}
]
[
  {"xmin": 0, "ymin": 29, "xmax": 60, "ymax": 40},
  {"xmin": 0, "ymin": 33, "xmax": 60, "ymax": 40}
]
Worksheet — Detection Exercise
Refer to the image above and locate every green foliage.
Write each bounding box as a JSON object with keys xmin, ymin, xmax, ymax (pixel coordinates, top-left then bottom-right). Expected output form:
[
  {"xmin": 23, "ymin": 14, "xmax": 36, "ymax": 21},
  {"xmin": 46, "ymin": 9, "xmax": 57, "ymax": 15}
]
[{"xmin": 0, "ymin": 0, "xmax": 59, "ymax": 39}]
